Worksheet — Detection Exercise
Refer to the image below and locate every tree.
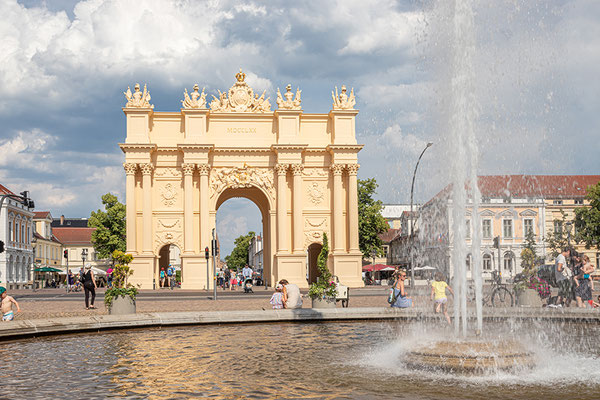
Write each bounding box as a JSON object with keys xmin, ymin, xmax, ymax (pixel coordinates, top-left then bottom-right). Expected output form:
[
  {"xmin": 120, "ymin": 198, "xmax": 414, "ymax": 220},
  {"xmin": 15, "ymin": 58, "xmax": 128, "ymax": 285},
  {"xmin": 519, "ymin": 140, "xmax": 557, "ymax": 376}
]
[
  {"xmin": 575, "ymin": 182, "xmax": 600, "ymax": 250},
  {"xmin": 358, "ymin": 178, "xmax": 388, "ymax": 257},
  {"xmin": 225, "ymin": 231, "xmax": 255, "ymax": 271},
  {"xmin": 545, "ymin": 210, "xmax": 570, "ymax": 260},
  {"xmin": 308, "ymin": 233, "xmax": 336, "ymax": 299},
  {"xmin": 88, "ymin": 193, "xmax": 126, "ymax": 260}
]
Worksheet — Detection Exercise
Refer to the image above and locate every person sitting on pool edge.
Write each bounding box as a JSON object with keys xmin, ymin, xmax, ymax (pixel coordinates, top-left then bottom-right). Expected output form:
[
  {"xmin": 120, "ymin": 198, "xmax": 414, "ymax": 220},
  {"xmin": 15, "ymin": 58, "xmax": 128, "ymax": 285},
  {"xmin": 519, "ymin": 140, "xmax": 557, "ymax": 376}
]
[
  {"xmin": 390, "ymin": 270, "xmax": 413, "ymax": 308},
  {"xmin": 279, "ymin": 279, "xmax": 303, "ymax": 309}
]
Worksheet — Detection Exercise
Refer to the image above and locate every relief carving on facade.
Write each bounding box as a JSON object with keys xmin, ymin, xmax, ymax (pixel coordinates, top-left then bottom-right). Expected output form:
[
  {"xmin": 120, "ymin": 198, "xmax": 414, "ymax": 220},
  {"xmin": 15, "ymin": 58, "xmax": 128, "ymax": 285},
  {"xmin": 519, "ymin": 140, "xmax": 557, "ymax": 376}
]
[
  {"xmin": 276, "ymin": 84, "xmax": 302, "ymax": 110},
  {"xmin": 304, "ymin": 230, "xmax": 330, "ymax": 247},
  {"xmin": 209, "ymin": 69, "xmax": 271, "ymax": 113},
  {"xmin": 181, "ymin": 84, "xmax": 207, "ymax": 109},
  {"xmin": 124, "ymin": 83, "xmax": 154, "ymax": 109},
  {"xmin": 306, "ymin": 181, "xmax": 325, "ymax": 205},
  {"xmin": 330, "ymin": 163, "xmax": 345, "ymax": 175},
  {"xmin": 302, "ymin": 168, "xmax": 328, "ymax": 177},
  {"xmin": 161, "ymin": 183, "xmax": 178, "ymax": 207},
  {"xmin": 331, "ymin": 85, "xmax": 356, "ymax": 110},
  {"xmin": 155, "ymin": 219, "xmax": 183, "ymax": 253},
  {"xmin": 154, "ymin": 167, "xmax": 181, "ymax": 178},
  {"xmin": 123, "ymin": 163, "xmax": 137, "ymax": 175},
  {"xmin": 304, "ymin": 217, "xmax": 329, "ymax": 247},
  {"xmin": 210, "ymin": 164, "xmax": 275, "ymax": 199}
]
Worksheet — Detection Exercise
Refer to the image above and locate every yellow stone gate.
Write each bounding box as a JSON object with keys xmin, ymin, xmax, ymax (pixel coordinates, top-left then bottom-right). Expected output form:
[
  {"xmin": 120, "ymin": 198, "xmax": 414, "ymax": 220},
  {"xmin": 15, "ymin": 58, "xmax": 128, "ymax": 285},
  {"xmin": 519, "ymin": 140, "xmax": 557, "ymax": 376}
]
[{"xmin": 120, "ymin": 71, "xmax": 363, "ymax": 289}]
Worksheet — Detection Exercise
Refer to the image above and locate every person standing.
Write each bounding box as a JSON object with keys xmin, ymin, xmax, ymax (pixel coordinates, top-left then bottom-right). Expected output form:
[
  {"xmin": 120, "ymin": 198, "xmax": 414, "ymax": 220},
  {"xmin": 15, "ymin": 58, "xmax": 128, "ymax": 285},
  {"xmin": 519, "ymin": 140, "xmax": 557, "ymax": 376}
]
[
  {"xmin": 67, "ymin": 271, "xmax": 74, "ymax": 292},
  {"xmin": 0, "ymin": 287, "xmax": 21, "ymax": 321},
  {"xmin": 555, "ymin": 247, "xmax": 572, "ymax": 307},
  {"xmin": 81, "ymin": 264, "xmax": 97, "ymax": 310},
  {"xmin": 279, "ymin": 279, "xmax": 303, "ymax": 309},
  {"xmin": 431, "ymin": 272, "xmax": 454, "ymax": 325},
  {"xmin": 242, "ymin": 264, "xmax": 253, "ymax": 283},
  {"xmin": 167, "ymin": 264, "xmax": 174, "ymax": 290},
  {"xmin": 159, "ymin": 267, "xmax": 166, "ymax": 288},
  {"xmin": 106, "ymin": 266, "xmax": 114, "ymax": 289}
]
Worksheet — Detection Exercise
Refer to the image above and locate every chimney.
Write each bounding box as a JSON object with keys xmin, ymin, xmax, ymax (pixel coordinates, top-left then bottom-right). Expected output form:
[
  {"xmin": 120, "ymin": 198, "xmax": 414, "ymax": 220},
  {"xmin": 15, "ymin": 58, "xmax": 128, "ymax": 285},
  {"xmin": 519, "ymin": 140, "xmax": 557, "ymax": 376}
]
[{"xmin": 60, "ymin": 215, "xmax": 65, "ymax": 225}]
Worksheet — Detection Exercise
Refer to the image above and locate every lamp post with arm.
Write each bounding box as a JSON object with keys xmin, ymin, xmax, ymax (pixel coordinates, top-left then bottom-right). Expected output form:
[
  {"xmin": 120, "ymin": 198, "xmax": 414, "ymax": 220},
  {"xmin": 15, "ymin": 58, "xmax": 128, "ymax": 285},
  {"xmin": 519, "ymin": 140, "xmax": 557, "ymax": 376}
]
[
  {"xmin": 409, "ymin": 142, "xmax": 433, "ymax": 288},
  {"xmin": 30, "ymin": 239, "xmax": 37, "ymax": 292}
]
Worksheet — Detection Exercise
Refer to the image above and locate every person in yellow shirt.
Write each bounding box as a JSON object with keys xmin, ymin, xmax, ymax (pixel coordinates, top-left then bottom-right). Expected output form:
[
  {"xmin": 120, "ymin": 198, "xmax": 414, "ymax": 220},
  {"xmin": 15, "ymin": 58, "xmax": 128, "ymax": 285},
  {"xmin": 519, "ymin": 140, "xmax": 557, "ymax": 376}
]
[{"xmin": 430, "ymin": 272, "xmax": 454, "ymax": 325}]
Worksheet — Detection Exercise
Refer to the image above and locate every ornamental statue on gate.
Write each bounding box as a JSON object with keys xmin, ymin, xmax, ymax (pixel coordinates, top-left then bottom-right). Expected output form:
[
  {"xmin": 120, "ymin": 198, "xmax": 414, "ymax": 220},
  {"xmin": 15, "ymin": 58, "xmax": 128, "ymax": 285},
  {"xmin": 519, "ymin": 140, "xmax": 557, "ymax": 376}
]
[
  {"xmin": 276, "ymin": 84, "xmax": 302, "ymax": 110},
  {"xmin": 209, "ymin": 69, "xmax": 271, "ymax": 113},
  {"xmin": 331, "ymin": 85, "xmax": 356, "ymax": 110},
  {"xmin": 181, "ymin": 84, "xmax": 207, "ymax": 109},
  {"xmin": 124, "ymin": 83, "xmax": 153, "ymax": 108}
]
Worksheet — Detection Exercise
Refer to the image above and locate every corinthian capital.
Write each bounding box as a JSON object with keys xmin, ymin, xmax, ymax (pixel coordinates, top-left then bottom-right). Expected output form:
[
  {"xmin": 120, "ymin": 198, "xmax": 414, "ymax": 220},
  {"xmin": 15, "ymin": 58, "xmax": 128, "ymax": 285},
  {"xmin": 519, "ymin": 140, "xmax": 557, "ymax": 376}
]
[
  {"xmin": 346, "ymin": 164, "xmax": 359, "ymax": 175},
  {"xmin": 140, "ymin": 163, "xmax": 154, "ymax": 175},
  {"xmin": 181, "ymin": 163, "xmax": 195, "ymax": 176},
  {"xmin": 290, "ymin": 164, "xmax": 304, "ymax": 176},
  {"xmin": 197, "ymin": 164, "xmax": 211, "ymax": 175},
  {"xmin": 330, "ymin": 164, "xmax": 344, "ymax": 175},
  {"xmin": 275, "ymin": 164, "xmax": 289, "ymax": 176},
  {"xmin": 123, "ymin": 163, "xmax": 137, "ymax": 175}
]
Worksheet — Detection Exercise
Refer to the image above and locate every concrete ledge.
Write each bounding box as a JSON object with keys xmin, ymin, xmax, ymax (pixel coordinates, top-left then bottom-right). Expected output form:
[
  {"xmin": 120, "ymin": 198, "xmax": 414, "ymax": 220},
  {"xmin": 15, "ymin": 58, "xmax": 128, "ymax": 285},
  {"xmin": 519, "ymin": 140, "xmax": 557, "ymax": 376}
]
[{"xmin": 1, "ymin": 307, "xmax": 599, "ymax": 341}]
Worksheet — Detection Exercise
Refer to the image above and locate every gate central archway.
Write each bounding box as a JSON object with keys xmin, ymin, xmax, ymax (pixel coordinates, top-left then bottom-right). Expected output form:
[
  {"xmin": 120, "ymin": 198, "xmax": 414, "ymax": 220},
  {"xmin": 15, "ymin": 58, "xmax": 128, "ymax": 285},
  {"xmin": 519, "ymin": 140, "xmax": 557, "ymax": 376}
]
[{"xmin": 120, "ymin": 71, "xmax": 364, "ymax": 289}]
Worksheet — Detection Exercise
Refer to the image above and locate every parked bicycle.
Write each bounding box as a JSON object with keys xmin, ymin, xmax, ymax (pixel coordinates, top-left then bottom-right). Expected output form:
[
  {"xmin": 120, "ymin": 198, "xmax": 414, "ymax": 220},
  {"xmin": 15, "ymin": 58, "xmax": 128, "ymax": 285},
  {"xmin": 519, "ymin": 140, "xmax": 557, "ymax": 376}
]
[{"xmin": 468, "ymin": 271, "xmax": 514, "ymax": 307}]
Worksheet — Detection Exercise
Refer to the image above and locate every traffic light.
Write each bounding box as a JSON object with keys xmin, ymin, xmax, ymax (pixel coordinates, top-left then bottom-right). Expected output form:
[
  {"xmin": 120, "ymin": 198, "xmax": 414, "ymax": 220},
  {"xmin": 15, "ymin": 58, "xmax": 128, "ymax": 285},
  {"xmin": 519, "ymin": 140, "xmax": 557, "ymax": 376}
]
[
  {"xmin": 64, "ymin": 250, "xmax": 68, "ymax": 259},
  {"xmin": 0, "ymin": 240, "xmax": 4, "ymax": 253},
  {"xmin": 205, "ymin": 246, "xmax": 210, "ymax": 260},
  {"xmin": 493, "ymin": 236, "xmax": 499, "ymax": 249},
  {"xmin": 19, "ymin": 191, "xmax": 29, "ymax": 206}
]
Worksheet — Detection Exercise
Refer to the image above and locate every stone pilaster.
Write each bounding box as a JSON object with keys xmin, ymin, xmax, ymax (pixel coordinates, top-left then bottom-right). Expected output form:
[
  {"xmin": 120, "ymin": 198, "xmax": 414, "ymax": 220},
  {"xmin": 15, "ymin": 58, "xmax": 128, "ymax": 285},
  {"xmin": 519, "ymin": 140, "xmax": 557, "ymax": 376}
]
[
  {"xmin": 331, "ymin": 163, "xmax": 345, "ymax": 252},
  {"xmin": 346, "ymin": 164, "xmax": 360, "ymax": 251},
  {"xmin": 275, "ymin": 163, "xmax": 289, "ymax": 253},
  {"xmin": 291, "ymin": 164, "xmax": 304, "ymax": 253},
  {"xmin": 124, "ymin": 163, "xmax": 138, "ymax": 253},
  {"xmin": 198, "ymin": 164, "xmax": 211, "ymax": 250},
  {"xmin": 182, "ymin": 163, "xmax": 196, "ymax": 253},
  {"xmin": 140, "ymin": 163, "xmax": 154, "ymax": 254}
]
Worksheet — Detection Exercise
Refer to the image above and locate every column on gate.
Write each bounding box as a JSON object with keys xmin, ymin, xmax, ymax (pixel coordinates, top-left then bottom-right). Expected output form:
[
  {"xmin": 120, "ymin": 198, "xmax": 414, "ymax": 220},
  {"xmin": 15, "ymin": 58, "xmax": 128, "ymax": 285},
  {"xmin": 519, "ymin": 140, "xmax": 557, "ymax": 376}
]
[
  {"xmin": 331, "ymin": 164, "xmax": 345, "ymax": 252},
  {"xmin": 291, "ymin": 164, "xmax": 304, "ymax": 253},
  {"xmin": 198, "ymin": 164, "xmax": 211, "ymax": 252},
  {"xmin": 182, "ymin": 163, "xmax": 196, "ymax": 253},
  {"xmin": 140, "ymin": 163, "xmax": 154, "ymax": 254},
  {"xmin": 346, "ymin": 164, "xmax": 360, "ymax": 252},
  {"xmin": 124, "ymin": 163, "xmax": 138, "ymax": 253},
  {"xmin": 275, "ymin": 164, "xmax": 289, "ymax": 253}
]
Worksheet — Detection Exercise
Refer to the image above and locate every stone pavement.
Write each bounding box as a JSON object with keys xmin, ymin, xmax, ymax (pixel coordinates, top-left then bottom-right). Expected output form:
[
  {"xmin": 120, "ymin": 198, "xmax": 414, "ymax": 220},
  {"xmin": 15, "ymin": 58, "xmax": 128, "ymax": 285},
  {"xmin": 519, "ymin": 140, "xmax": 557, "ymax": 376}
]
[{"xmin": 7, "ymin": 286, "xmax": 425, "ymax": 321}]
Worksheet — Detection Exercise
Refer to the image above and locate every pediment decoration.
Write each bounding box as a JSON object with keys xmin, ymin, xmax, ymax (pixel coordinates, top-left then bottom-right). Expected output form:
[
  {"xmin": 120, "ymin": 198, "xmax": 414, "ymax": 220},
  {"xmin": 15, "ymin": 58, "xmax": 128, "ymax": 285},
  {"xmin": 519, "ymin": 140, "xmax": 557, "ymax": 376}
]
[
  {"xmin": 519, "ymin": 209, "xmax": 538, "ymax": 217},
  {"xmin": 306, "ymin": 182, "xmax": 325, "ymax": 205},
  {"xmin": 210, "ymin": 164, "xmax": 275, "ymax": 199},
  {"xmin": 479, "ymin": 209, "xmax": 495, "ymax": 217},
  {"xmin": 496, "ymin": 209, "xmax": 517, "ymax": 219},
  {"xmin": 209, "ymin": 69, "xmax": 271, "ymax": 112}
]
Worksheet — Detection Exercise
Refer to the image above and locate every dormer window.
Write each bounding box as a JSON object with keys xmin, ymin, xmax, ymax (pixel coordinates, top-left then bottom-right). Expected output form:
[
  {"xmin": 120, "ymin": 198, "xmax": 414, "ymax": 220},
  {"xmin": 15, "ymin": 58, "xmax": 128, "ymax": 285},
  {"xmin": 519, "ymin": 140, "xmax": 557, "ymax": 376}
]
[{"xmin": 553, "ymin": 200, "xmax": 563, "ymax": 205}]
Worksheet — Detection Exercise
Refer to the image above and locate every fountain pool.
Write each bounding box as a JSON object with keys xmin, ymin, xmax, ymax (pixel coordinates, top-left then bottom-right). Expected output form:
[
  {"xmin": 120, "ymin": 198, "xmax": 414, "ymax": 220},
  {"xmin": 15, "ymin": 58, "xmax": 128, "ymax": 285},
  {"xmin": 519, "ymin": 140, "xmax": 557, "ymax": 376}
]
[{"xmin": 3, "ymin": 320, "xmax": 600, "ymax": 399}]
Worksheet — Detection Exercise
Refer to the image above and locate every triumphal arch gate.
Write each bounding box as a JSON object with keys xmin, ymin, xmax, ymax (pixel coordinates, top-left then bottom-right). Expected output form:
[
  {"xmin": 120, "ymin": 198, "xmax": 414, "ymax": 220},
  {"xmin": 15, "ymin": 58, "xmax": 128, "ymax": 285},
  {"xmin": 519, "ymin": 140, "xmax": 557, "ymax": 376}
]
[{"xmin": 120, "ymin": 71, "xmax": 363, "ymax": 289}]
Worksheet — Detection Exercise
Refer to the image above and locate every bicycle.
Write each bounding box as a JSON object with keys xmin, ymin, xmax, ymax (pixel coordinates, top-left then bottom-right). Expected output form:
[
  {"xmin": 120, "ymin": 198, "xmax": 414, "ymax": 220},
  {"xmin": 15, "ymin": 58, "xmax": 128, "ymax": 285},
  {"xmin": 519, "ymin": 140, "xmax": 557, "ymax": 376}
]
[{"xmin": 468, "ymin": 271, "xmax": 514, "ymax": 307}]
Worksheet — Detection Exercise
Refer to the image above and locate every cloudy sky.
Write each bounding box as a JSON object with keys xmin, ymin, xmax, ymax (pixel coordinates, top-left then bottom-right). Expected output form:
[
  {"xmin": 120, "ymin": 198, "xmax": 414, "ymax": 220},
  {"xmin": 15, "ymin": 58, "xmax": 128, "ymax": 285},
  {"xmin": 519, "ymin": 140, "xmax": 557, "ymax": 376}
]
[{"xmin": 1, "ymin": 0, "xmax": 599, "ymax": 256}]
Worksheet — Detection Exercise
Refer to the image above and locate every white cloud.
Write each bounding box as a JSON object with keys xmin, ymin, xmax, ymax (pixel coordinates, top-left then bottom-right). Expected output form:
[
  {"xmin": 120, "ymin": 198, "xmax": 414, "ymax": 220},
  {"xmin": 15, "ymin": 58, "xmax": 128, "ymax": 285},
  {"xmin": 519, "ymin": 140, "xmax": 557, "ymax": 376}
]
[{"xmin": 0, "ymin": 129, "xmax": 57, "ymax": 168}]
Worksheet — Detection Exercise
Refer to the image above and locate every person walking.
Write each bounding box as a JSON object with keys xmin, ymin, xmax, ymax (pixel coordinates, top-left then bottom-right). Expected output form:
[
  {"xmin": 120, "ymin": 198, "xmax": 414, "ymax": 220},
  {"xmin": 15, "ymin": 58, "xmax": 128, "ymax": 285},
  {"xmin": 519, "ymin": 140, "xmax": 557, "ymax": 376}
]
[
  {"xmin": 431, "ymin": 272, "xmax": 454, "ymax": 325},
  {"xmin": 167, "ymin": 264, "xmax": 175, "ymax": 290},
  {"xmin": 106, "ymin": 266, "xmax": 114, "ymax": 288},
  {"xmin": 555, "ymin": 247, "xmax": 572, "ymax": 307},
  {"xmin": 159, "ymin": 267, "xmax": 166, "ymax": 288},
  {"xmin": 81, "ymin": 264, "xmax": 97, "ymax": 310}
]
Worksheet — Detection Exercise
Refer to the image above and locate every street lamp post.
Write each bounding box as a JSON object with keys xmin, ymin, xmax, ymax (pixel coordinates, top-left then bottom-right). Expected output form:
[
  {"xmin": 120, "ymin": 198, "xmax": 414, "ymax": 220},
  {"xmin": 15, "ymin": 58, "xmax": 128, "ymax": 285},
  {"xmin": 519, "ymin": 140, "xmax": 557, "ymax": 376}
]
[
  {"xmin": 81, "ymin": 248, "xmax": 88, "ymax": 268},
  {"xmin": 31, "ymin": 239, "xmax": 37, "ymax": 292},
  {"xmin": 565, "ymin": 221, "xmax": 573, "ymax": 266},
  {"xmin": 409, "ymin": 142, "xmax": 433, "ymax": 288}
]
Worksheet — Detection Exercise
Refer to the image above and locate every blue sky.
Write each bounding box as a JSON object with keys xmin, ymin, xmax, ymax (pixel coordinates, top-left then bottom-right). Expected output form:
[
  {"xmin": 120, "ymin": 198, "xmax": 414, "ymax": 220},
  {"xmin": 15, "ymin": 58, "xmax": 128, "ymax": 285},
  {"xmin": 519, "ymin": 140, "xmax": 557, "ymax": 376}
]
[{"xmin": 2, "ymin": 0, "xmax": 599, "ymax": 256}]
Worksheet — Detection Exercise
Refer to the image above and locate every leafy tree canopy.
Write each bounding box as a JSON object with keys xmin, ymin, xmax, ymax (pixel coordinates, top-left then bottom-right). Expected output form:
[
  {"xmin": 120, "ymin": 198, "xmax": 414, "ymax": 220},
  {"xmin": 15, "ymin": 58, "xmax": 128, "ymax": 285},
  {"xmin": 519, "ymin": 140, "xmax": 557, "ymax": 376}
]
[
  {"xmin": 545, "ymin": 210, "xmax": 571, "ymax": 260},
  {"xmin": 88, "ymin": 193, "xmax": 126, "ymax": 260},
  {"xmin": 358, "ymin": 178, "xmax": 389, "ymax": 257},
  {"xmin": 575, "ymin": 182, "xmax": 600, "ymax": 250},
  {"xmin": 225, "ymin": 231, "xmax": 255, "ymax": 271}
]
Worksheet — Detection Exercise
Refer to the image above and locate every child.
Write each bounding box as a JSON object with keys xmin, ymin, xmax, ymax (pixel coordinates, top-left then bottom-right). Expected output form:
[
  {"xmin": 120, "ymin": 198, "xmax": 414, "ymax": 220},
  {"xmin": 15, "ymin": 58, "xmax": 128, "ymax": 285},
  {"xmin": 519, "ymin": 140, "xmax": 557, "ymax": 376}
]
[
  {"xmin": 592, "ymin": 295, "xmax": 600, "ymax": 309},
  {"xmin": 430, "ymin": 272, "xmax": 454, "ymax": 325},
  {"xmin": 0, "ymin": 286, "xmax": 20, "ymax": 321},
  {"xmin": 269, "ymin": 284, "xmax": 285, "ymax": 309}
]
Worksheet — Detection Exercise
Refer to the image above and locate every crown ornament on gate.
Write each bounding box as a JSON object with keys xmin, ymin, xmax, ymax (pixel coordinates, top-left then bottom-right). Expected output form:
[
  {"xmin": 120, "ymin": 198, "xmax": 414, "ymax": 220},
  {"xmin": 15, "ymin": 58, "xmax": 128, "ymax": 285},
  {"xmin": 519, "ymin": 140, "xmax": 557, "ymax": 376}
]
[{"xmin": 210, "ymin": 69, "xmax": 271, "ymax": 113}]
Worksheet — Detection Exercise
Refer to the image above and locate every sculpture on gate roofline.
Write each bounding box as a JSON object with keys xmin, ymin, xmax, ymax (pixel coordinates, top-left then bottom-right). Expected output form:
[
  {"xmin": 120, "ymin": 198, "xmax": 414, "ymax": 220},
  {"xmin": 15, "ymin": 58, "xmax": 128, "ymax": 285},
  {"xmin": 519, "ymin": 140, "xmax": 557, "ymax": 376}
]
[
  {"xmin": 276, "ymin": 84, "xmax": 302, "ymax": 110},
  {"xmin": 209, "ymin": 69, "xmax": 272, "ymax": 113},
  {"xmin": 332, "ymin": 85, "xmax": 356, "ymax": 110},
  {"xmin": 181, "ymin": 84, "xmax": 207, "ymax": 109},
  {"xmin": 124, "ymin": 83, "xmax": 154, "ymax": 108}
]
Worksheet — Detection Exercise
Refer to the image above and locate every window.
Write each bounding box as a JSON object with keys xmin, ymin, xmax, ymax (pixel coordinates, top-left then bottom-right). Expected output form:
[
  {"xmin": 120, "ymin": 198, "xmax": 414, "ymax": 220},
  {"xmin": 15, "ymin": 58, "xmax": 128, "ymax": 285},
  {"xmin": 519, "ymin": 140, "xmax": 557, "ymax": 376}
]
[
  {"xmin": 466, "ymin": 219, "xmax": 471, "ymax": 239},
  {"xmin": 553, "ymin": 220, "xmax": 562, "ymax": 234},
  {"xmin": 383, "ymin": 246, "xmax": 389, "ymax": 258},
  {"xmin": 15, "ymin": 224, "xmax": 19, "ymax": 243},
  {"xmin": 483, "ymin": 254, "xmax": 492, "ymax": 271},
  {"xmin": 503, "ymin": 252, "xmax": 513, "ymax": 272},
  {"xmin": 524, "ymin": 219, "xmax": 534, "ymax": 237},
  {"xmin": 575, "ymin": 199, "xmax": 583, "ymax": 205},
  {"xmin": 466, "ymin": 254, "xmax": 472, "ymax": 271},
  {"xmin": 8, "ymin": 222, "xmax": 11, "ymax": 242},
  {"xmin": 503, "ymin": 198, "xmax": 511, "ymax": 203},
  {"xmin": 27, "ymin": 228, "xmax": 30, "ymax": 244},
  {"xmin": 503, "ymin": 219, "xmax": 513, "ymax": 238},
  {"xmin": 482, "ymin": 219, "xmax": 492, "ymax": 239},
  {"xmin": 553, "ymin": 200, "xmax": 563, "ymax": 205}
]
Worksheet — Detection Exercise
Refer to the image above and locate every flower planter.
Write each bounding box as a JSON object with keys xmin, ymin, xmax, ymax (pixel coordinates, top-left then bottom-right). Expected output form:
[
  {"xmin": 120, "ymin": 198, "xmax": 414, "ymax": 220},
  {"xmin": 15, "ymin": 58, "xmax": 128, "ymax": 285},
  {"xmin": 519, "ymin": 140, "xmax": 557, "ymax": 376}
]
[
  {"xmin": 516, "ymin": 288, "xmax": 544, "ymax": 307},
  {"xmin": 311, "ymin": 297, "xmax": 336, "ymax": 309},
  {"xmin": 108, "ymin": 295, "xmax": 136, "ymax": 315}
]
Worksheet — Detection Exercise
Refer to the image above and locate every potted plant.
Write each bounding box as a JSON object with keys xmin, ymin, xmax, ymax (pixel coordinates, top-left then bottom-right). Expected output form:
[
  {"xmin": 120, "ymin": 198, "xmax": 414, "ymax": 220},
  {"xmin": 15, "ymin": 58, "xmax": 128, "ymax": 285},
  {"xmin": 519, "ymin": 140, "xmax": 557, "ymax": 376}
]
[
  {"xmin": 104, "ymin": 250, "xmax": 138, "ymax": 314},
  {"xmin": 514, "ymin": 246, "xmax": 549, "ymax": 307},
  {"xmin": 308, "ymin": 233, "xmax": 337, "ymax": 308}
]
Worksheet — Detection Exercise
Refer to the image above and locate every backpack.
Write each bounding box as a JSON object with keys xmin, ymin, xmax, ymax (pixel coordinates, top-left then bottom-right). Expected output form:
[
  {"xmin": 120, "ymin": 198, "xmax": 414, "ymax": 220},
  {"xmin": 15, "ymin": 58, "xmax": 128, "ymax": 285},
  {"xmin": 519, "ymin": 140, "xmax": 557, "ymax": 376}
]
[
  {"xmin": 160, "ymin": 270, "xmax": 165, "ymax": 278},
  {"xmin": 387, "ymin": 288, "xmax": 397, "ymax": 305},
  {"xmin": 167, "ymin": 268, "xmax": 173, "ymax": 277}
]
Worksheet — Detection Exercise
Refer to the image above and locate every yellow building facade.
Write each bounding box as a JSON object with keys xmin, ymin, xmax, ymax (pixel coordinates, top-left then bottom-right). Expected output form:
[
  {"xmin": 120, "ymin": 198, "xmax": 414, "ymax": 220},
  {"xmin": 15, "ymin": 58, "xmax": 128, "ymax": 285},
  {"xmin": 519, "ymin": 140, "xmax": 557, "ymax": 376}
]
[{"xmin": 120, "ymin": 72, "xmax": 364, "ymax": 289}]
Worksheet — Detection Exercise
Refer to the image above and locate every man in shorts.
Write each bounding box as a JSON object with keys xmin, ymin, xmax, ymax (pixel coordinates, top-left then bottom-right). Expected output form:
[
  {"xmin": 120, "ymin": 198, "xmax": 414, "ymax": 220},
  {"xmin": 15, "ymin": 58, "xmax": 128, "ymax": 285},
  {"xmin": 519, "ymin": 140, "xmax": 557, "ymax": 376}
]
[
  {"xmin": 555, "ymin": 247, "xmax": 572, "ymax": 307},
  {"xmin": 0, "ymin": 286, "xmax": 21, "ymax": 321}
]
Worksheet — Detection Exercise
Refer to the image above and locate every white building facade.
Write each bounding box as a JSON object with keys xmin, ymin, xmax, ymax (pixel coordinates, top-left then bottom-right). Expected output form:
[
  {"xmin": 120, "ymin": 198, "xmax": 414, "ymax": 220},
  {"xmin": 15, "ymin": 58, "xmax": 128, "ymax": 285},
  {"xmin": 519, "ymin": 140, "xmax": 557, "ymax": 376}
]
[{"xmin": 0, "ymin": 184, "xmax": 34, "ymax": 289}]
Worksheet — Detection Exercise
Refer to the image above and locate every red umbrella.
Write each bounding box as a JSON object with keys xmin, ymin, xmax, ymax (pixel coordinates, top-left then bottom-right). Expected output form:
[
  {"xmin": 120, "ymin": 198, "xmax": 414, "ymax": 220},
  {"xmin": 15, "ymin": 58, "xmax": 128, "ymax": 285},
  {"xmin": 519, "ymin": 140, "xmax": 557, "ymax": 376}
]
[{"xmin": 362, "ymin": 264, "xmax": 393, "ymax": 272}]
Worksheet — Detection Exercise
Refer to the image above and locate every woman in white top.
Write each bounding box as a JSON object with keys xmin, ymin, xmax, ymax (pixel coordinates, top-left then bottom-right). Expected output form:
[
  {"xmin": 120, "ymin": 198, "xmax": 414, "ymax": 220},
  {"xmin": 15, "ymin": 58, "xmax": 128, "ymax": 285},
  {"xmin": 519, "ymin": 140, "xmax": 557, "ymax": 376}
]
[{"xmin": 279, "ymin": 279, "xmax": 303, "ymax": 309}]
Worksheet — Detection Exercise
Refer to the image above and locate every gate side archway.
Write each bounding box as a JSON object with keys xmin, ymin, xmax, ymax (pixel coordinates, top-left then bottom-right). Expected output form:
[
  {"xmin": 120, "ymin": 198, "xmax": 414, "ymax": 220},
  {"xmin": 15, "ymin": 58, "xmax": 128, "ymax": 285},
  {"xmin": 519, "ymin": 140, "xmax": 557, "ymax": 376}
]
[{"xmin": 120, "ymin": 70, "xmax": 364, "ymax": 289}]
